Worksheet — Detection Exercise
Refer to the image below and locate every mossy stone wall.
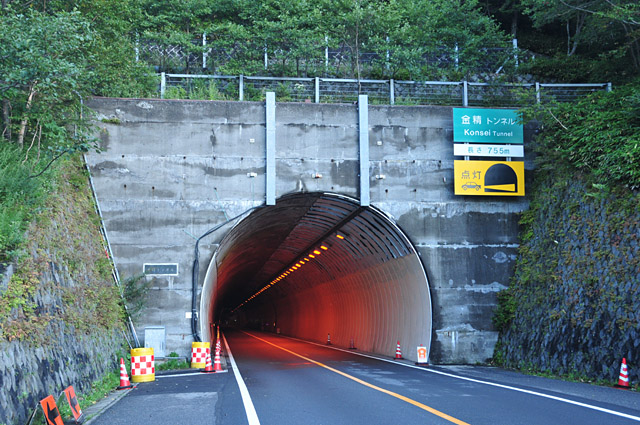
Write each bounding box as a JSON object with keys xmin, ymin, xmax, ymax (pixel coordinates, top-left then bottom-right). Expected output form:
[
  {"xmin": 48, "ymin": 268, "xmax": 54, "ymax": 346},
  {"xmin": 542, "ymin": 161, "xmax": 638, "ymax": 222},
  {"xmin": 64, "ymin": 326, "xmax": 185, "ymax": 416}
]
[{"xmin": 497, "ymin": 172, "xmax": 640, "ymax": 383}]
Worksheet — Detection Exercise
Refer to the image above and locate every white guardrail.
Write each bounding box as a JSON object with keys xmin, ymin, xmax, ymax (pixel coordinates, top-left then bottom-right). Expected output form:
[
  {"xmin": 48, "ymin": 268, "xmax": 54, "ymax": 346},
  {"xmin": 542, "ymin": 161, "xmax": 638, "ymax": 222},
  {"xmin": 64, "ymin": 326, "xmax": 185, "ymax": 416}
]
[{"xmin": 158, "ymin": 73, "xmax": 612, "ymax": 107}]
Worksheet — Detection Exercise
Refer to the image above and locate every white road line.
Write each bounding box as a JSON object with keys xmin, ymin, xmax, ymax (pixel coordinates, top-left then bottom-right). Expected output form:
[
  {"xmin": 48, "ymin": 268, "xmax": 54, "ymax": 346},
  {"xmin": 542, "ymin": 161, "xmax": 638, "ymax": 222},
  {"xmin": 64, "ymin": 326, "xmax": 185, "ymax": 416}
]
[
  {"xmin": 156, "ymin": 370, "xmax": 228, "ymax": 378},
  {"xmin": 223, "ymin": 332, "xmax": 261, "ymax": 425},
  {"xmin": 278, "ymin": 334, "xmax": 640, "ymax": 423}
]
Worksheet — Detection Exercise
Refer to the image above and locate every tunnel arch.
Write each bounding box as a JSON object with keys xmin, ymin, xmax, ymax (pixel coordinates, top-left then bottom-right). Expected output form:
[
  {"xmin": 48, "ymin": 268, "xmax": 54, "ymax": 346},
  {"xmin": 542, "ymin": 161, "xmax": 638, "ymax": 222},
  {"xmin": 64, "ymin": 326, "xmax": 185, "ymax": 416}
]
[{"xmin": 200, "ymin": 192, "xmax": 432, "ymax": 361}]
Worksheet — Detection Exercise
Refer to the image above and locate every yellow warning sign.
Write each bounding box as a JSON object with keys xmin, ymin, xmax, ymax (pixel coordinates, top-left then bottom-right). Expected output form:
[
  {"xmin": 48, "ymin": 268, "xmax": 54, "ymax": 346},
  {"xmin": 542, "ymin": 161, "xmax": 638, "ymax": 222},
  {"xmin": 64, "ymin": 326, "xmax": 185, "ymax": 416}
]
[{"xmin": 454, "ymin": 160, "xmax": 525, "ymax": 196}]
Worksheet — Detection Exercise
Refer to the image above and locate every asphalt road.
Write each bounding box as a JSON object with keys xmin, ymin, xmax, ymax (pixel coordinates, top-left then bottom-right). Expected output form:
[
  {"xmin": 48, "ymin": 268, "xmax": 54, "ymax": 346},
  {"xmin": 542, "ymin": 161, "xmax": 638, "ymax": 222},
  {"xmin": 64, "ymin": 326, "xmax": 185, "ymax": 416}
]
[{"xmin": 90, "ymin": 329, "xmax": 640, "ymax": 425}]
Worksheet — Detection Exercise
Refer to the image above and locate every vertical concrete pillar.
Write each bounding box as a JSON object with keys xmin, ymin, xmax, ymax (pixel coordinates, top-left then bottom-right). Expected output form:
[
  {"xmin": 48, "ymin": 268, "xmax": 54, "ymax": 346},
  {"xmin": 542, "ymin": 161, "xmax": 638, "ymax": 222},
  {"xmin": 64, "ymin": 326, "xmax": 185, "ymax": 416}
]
[
  {"xmin": 266, "ymin": 92, "xmax": 276, "ymax": 205},
  {"xmin": 358, "ymin": 95, "xmax": 370, "ymax": 207},
  {"xmin": 462, "ymin": 80, "xmax": 468, "ymax": 107}
]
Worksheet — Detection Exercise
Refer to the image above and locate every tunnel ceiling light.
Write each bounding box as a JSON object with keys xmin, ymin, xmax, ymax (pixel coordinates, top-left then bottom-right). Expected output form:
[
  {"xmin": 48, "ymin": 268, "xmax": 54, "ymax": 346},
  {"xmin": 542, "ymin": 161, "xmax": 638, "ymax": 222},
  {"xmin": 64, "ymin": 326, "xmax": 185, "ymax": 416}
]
[
  {"xmin": 309, "ymin": 254, "xmax": 315, "ymax": 258},
  {"xmin": 313, "ymin": 250, "xmax": 321, "ymax": 255},
  {"xmin": 304, "ymin": 257, "xmax": 309, "ymax": 261},
  {"xmin": 336, "ymin": 234, "xmax": 345, "ymax": 240},
  {"xmin": 320, "ymin": 245, "xmax": 328, "ymax": 250}
]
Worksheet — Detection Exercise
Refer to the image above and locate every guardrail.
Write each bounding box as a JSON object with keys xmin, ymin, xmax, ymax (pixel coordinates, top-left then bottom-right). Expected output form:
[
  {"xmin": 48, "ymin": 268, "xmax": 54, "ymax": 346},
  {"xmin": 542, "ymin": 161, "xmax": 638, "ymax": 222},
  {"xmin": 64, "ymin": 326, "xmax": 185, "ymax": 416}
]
[{"xmin": 159, "ymin": 73, "xmax": 612, "ymax": 107}]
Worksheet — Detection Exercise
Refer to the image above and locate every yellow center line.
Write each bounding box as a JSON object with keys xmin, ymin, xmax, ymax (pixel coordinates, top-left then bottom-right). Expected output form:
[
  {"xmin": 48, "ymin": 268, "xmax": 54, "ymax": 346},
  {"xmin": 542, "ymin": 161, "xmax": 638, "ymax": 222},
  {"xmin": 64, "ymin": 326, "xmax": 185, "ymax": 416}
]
[{"xmin": 242, "ymin": 331, "xmax": 470, "ymax": 425}]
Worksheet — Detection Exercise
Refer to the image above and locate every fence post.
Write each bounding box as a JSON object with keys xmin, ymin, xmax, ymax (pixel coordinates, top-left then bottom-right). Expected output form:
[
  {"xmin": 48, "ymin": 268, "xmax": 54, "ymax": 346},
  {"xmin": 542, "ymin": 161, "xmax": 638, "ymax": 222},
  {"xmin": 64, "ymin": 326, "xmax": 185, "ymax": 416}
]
[
  {"xmin": 462, "ymin": 80, "xmax": 468, "ymax": 107},
  {"xmin": 390, "ymin": 79, "xmax": 395, "ymax": 105},
  {"xmin": 160, "ymin": 72, "xmax": 166, "ymax": 99},
  {"xmin": 315, "ymin": 77, "xmax": 320, "ymax": 103},
  {"xmin": 135, "ymin": 32, "xmax": 139, "ymax": 62},
  {"xmin": 325, "ymin": 35, "xmax": 329, "ymax": 74},
  {"xmin": 239, "ymin": 75, "xmax": 244, "ymax": 101},
  {"xmin": 535, "ymin": 82, "xmax": 541, "ymax": 104},
  {"xmin": 202, "ymin": 33, "xmax": 207, "ymax": 70},
  {"xmin": 607, "ymin": 82, "xmax": 612, "ymax": 92},
  {"xmin": 264, "ymin": 45, "xmax": 268, "ymax": 70}
]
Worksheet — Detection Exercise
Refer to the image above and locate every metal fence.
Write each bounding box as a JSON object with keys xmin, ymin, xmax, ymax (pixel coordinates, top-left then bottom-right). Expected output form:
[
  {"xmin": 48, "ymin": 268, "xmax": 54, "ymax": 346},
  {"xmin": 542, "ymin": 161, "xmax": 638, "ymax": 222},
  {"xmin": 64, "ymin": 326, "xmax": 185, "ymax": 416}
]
[
  {"xmin": 139, "ymin": 37, "xmax": 524, "ymax": 77},
  {"xmin": 158, "ymin": 73, "xmax": 612, "ymax": 107}
]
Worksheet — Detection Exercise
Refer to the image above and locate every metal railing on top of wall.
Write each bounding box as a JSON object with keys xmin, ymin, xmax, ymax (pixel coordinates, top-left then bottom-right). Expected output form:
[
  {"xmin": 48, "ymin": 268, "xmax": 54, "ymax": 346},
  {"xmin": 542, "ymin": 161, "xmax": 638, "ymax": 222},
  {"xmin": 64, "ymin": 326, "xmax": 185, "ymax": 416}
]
[{"xmin": 158, "ymin": 73, "xmax": 612, "ymax": 107}]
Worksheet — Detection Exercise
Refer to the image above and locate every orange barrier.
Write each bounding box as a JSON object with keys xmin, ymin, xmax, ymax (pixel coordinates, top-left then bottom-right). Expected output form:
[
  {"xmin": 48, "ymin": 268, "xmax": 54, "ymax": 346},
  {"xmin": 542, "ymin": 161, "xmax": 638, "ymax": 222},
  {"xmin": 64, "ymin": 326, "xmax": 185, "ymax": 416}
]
[
  {"xmin": 416, "ymin": 345, "xmax": 428, "ymax": 366},
  {"xmin": 117, "ymin": 357, "xmax": 134, "ymax": 390},
  {"xmin": 616, "ymin": 358, "xmax": 630, "ymax": 389},
  {"xmin": 394, "ymin": 341, "xmax": 404, "ymax": 360},
  {"xmin": 191, "ymin": 341, "xmax": 210, "ymax": 369},
  {"xmin": 131, "ymin": 347, "xmax": 155, "ymax": 383},
  {"xmin": 62, "ymin": 385, "xmax": 85, "ymax": 423},
  {"xmin": 39, "ymin": 395, "xmax": 63, "ymax": 425},
  {"xmin": 202, "ymin": 352, "xmax": 215, "ymax": 373},
  {"xmin": 214, "ymin": 338, "xmax": 223, "ymax": 372}
]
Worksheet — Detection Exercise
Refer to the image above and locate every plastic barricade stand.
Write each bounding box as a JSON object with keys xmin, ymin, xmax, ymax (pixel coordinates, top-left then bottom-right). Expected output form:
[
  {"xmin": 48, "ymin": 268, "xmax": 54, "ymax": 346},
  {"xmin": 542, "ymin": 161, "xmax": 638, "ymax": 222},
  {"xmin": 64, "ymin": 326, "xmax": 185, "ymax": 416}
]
[
  {"xmin": 191, "ymin": 341, "xmax": 210, "ymax": 369},
  {"xmin": 131, "ymin": 347, "xmax": 155, "ymax": 382}
]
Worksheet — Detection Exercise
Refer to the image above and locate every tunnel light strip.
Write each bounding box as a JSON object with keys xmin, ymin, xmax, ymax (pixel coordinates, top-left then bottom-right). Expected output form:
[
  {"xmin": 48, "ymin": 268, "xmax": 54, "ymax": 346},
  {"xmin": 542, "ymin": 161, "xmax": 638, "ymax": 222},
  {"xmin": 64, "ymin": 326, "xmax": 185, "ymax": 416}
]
[{"xmin": 232, "ymin": 236, "xmax": 347, "ymax": 312}]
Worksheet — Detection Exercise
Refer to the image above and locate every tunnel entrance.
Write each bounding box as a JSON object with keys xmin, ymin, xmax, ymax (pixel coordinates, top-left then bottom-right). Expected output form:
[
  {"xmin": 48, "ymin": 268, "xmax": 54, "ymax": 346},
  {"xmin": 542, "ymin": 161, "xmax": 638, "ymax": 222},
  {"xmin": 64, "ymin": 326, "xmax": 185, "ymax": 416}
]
[{"xmin": 201, "ymin": 192, "xmax": 432, "ymax": 361}]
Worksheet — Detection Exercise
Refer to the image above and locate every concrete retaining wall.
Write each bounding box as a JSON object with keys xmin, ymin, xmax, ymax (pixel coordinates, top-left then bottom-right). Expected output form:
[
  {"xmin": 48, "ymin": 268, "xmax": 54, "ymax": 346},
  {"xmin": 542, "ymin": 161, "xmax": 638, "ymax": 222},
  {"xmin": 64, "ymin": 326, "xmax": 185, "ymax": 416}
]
[{"xmin": 85, "ymin": 97, "xmax": 533, "ymax": 364}]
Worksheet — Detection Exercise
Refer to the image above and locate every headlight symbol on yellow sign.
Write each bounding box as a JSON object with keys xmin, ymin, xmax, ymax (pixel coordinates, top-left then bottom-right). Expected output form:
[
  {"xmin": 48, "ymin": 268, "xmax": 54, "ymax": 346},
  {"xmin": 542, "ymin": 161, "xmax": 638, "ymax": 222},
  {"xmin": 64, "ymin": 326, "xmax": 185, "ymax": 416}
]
[{"xmin": 454, "ymin": 160, "xmax": 525, "ymax": 196}]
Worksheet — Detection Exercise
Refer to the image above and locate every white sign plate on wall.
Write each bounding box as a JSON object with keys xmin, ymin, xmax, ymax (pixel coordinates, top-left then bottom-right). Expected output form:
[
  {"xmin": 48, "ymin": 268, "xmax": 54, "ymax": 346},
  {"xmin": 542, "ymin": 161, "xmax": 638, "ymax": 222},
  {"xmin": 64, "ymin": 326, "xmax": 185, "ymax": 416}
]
[{"xmin": 454, "ymin": 143, "xmax": 524, "ymax": 158}]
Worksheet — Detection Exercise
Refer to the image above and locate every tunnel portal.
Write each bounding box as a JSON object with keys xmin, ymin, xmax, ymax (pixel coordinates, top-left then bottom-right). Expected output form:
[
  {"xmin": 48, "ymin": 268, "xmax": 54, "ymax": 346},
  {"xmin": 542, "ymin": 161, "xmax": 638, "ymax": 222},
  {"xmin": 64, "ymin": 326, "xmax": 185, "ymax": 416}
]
[{"xmin": 201, "ymin": 192, "xmax": 432, "ymax": 361}]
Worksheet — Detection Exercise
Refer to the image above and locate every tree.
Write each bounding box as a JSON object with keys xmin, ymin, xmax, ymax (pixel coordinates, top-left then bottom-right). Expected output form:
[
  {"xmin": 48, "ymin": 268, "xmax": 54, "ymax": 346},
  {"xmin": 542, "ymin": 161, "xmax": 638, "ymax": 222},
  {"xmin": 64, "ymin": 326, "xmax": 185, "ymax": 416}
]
[
  {"xmin": 0, "ymin": 10, "xmax": 94, "ymax": 155},
  {"xmin": 522, "ymin": 0, "xmax": 640, "ymax": 67},
  {"xmin": 399, "ymin": 0, "xmax": 509, "ymax": 78}
]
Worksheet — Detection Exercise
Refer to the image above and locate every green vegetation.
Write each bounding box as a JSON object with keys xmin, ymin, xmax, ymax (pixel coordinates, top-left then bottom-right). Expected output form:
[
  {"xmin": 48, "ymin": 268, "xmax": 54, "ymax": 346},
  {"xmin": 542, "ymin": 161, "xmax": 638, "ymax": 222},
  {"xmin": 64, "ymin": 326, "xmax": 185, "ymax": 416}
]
[
  {"xmin": 57, "ymin": 369, "xmax": 122, "ymax": 422},
  {"xmin": 123, "ymin": 274, "xmax": 152, "ymax": 320},
  {"xmin": 0, "ymin": 157, "xmax": 126, "ymax": 343},
  {"xmin": 527, "ymin": 82, "xmax": 640, "ymax": 189},
  {"xmin": 493, "ymin": 82, "xmax": 640, "ymax": 384},
  {"xmin": 0, "ymin": 0, "xmax": 638, "ymax": 391},
  {"xmin": 156, "ymin": 352, "xmax": 190, "ymax": 371}
]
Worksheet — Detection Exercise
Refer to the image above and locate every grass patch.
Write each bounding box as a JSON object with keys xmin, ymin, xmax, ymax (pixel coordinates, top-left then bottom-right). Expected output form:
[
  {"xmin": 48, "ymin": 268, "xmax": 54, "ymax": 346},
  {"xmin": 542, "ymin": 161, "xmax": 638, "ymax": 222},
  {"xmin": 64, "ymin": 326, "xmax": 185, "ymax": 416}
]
[
  {"xmin": 57, "ymin": 370, "xmax": 121, "ymax": 422},
  {"xmin": 156, "ymin": 352, "xmax": 190, "ymax": 371}
]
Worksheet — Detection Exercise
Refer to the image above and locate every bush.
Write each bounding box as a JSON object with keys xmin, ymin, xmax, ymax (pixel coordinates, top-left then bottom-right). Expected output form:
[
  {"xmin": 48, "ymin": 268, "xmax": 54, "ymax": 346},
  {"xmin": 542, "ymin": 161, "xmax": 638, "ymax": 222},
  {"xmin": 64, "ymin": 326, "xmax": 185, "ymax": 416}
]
[{"xmin": 0, "ymin": 144, "xmax": 51, "ymax": 260}]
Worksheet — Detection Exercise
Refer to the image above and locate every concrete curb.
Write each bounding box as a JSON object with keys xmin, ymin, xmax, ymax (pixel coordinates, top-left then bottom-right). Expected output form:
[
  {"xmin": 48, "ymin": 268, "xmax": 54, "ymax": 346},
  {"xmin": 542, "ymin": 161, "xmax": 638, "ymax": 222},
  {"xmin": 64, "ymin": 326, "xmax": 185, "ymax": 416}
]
[{"xmin": 83, "ymin": 386, "xmax": 135, "ymax": 424}]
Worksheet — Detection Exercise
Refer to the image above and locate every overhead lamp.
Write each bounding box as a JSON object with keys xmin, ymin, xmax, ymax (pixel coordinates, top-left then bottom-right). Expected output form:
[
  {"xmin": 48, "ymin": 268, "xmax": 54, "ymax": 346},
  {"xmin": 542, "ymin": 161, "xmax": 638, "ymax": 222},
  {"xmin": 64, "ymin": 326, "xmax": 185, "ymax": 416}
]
[
  {"xmin": 320, "ymin": 245, "xmax": 328, "ymax": 250},
  {"xmin": 336, "ymin": 234, "xmax": 345, "ymax": 240}
]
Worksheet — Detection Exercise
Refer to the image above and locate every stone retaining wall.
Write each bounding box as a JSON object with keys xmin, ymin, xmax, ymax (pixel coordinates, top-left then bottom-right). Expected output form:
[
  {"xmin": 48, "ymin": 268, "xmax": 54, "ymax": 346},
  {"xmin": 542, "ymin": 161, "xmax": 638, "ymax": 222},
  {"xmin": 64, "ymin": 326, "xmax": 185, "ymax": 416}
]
[{"xmin": 0, "ymin": 264, "xmax": 127, "ymax": 425}]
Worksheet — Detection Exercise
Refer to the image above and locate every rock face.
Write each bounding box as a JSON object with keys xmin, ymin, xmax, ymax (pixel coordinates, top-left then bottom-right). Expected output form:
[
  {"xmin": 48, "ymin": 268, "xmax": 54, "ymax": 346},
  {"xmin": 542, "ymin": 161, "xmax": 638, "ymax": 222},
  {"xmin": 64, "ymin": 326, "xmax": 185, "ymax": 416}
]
[
  {"xmin": 0, "ymin": 263, "xmax": 128, "ymax": 425},
  {"xmin": 497, "ymin": 176, "xmax": 640, "ymax": 383},
  {"xmin": 0, "ymin": 158, "xmax": 129, "ymax": 425}
]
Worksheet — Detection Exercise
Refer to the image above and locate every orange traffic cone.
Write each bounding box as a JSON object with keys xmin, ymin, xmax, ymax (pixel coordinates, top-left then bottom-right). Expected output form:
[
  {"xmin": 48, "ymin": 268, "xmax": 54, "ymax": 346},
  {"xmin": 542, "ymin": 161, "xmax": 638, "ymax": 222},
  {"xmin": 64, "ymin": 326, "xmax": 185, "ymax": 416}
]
[
  {"xmin": 202, "ymin": 351, "xmax": 215, "ymax": 373},
  {"xmin": 616, "ymin": 358, "xmax": 630, "ymax": 389},
  {"xmin": 394, "ymin": 341, "xmax": 404, "ymax": 360},
  {"xmin": 117, "ymin": 358, "xmax": 133, "ymax": 390},
  {"xmin": 213, "ymin": 345, "xmax": 223, "ymax": 372}
]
